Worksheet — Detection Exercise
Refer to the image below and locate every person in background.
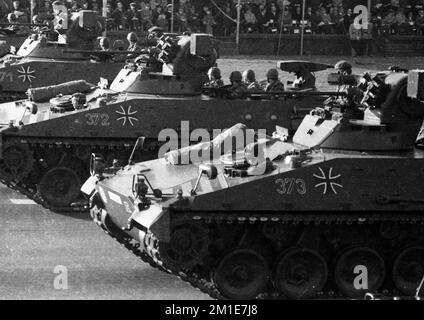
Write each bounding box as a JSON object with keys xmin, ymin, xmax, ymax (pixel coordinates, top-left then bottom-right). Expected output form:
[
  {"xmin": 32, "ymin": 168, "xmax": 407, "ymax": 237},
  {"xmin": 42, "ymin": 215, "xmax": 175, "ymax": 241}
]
[
  {"xmin": 11, "ymin": 0, "xmax": 28, "ymax": 23},
  {"xmin": 175, "ymin": 7, "xmax": 188, "ymax": 32},
  {"xmin": 257, "ymin": 4, "xmax": 269, "ymax": 33},
  {"xmin": 349, "ymin": 21, "xmax": 363, "ymax": 57},
  {"xmin": 243, "ymin": 5, "xmax": 257, "ymax": 33},
  {"xmin": 112, "ymin": 1, "xmax": 127, "ymax": 30},
  {"xmin": 154, "ymin": 6, "xmax": 168, "ymax": 31},
  {"xmin": 416, "ymin": 9, "xmax": 424, "ymax": 35},
  {"xmin": 382, "ymin": 9, "xmax": 396, "ymax": 34},
  {"xmin": 187, "ymin": 5, "xmax": 201, "ymax": 33},
  {"xmin": 202, "ymin": 9, "xmax": 216, "ymax": 35},
  {"xmin": 126, "ymin": 2, "xmax": 141, "ymax": 30},
  {"xmin": 266, "ymin": 2, "xmax": 280, "ymax": 33},
  {"xmin": 362, "ymin": 21, "xmax": 373, "ymax": 56}
]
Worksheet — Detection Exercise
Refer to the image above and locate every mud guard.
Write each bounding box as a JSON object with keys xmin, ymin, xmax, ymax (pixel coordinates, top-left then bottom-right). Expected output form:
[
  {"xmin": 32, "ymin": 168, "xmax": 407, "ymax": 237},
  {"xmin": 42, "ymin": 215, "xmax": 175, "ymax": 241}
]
[{"xmin": 148, "ymin": 207, "xmax": 171, "ymax": 243}]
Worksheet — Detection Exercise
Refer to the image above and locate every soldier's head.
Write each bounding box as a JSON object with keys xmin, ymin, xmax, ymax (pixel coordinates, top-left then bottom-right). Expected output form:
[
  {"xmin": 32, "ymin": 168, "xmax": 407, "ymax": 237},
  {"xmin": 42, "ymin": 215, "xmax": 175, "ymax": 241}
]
[
  {"xmin": 230, "ymin": 71, "xmax": 243, "ymax": 86},
  {"xmin": 127, "ymin": 32, "xmax": 138, "ymax": 44},
  {"xmin": 71, "ymin": 93, "xmax": 87, "ymax": 110},
  {"xmin": 335, "ymin": 60, "xmax": 352, "ymax": 75},
  {"xmin": 32, "ymin": 15, "xmax": 42, "ymax": 24},
  {"xmin": 114, "ymin": 39, "xmax": 125, "ymax": 51},
  {"xmin": 7, "ymin": 13, "xmax": 17, "ymax": 23},
  {"xmin": 99, "ymin": 37, "xmax": 110, "ymax": 50},
  {"xmin": 208, "ymin": 67, "xmax": 221, "ymax": 81},
  {"xmin": 148, "ymin": 26, "xmax": 164, "ymax": 39},
  {"xmin": 13, "ymin": 0, "xmax": 20, "ymax": 10},
  {"xmin": 266, "ymin": 68, "xmax": 279, "ymax": 83},
  {"xmin": 242, "ymin": 69, "xmax": 256, "ymax": 83}
]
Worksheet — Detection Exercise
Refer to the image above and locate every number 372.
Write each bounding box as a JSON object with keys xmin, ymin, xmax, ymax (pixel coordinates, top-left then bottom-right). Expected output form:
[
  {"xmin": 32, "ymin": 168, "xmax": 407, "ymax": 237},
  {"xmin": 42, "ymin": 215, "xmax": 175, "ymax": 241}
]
[
  {"xmin": 85, "ymin": 113, "xmax": 110, "ymax": 126},
  {"xmin": 276, "ymin": 178, "xmax": 307, "ymax": 195}
]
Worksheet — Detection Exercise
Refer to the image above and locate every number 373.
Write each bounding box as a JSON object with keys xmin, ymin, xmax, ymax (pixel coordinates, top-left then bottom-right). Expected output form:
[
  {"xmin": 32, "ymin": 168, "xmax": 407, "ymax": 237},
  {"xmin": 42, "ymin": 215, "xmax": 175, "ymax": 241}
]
[{"xmin": 275, "ymin": 178, "xmax": 307, "ymax": 195}]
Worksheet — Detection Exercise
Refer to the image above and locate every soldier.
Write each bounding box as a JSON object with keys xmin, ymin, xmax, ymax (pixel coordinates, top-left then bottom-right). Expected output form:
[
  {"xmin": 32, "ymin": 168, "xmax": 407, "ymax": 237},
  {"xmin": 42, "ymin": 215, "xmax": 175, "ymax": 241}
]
[
  {"xmin": 71, "ymin": 93, "xmax": 87, "ymax": 110},
  {"xmin": 127, "ymin": 32, "xmax": 140, "ymax": 51},
  {"xmin": 228, "ymin": 71, "xmax": 247, "ymax": 99},
  {"xmin": 264, "ymin": 68, "xmax": 285, "ymax": 93},
  {"xmin": 99, "ymin": 37, "xmax": 111, "ymax": 51},
  {"xmin": 127, "ymin": 32, "xmax": 142, "ymax": 59},
  {"xmin": 112, "ymin": 40, "xmax": 127, "ymax": 63},
  {"xmin": 243, "ymin": 69, "xmax": 261, "ymax": 91},
  {"xmin": 204, "ymin": 67, "xmax": 224, "ymax": 88},
  {"xmin": 335, "ymin": 60, "xmax": 352, "ymax": 76},
  {"xmin": 148, "ymin": 26, "xmax": 164, "ymax": 40}
]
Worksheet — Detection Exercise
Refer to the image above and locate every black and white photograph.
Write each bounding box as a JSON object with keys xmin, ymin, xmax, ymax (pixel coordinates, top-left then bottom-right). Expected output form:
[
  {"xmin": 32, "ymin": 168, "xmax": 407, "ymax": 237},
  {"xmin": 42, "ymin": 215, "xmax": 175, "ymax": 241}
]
[{"xmin": 0, "ymin": 0, "xmax": 423, "ymax": 314}]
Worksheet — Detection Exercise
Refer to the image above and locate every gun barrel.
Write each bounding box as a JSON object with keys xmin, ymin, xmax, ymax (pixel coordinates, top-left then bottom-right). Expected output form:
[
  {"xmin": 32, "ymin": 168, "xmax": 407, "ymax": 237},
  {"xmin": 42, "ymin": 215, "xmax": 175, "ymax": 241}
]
[
  {"xmin": 0, "ymin": 23, "xmax": 49, "ymax": 27},
  {"xmin": 203, "ymin": 87, "xmax": 348, "ymax": 97},
  {"xmin": 63, "ymin": 50, "xmax": 149, "ymax": 55}
]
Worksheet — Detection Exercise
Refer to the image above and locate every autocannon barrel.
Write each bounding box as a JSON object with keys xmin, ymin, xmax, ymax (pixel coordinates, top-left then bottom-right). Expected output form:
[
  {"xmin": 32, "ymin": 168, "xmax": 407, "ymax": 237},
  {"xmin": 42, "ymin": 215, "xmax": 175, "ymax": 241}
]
[{"xmin": 63, "ymin": 50, "xmax": 150, "ymax": 55}]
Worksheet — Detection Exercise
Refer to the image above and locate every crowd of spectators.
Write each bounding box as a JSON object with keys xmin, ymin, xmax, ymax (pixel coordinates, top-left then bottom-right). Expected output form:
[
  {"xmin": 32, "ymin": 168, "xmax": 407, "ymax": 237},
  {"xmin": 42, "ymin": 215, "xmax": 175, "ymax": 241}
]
[{"xmin": 2, "ymin": 0, "xmax": 424, "ymax": 36}]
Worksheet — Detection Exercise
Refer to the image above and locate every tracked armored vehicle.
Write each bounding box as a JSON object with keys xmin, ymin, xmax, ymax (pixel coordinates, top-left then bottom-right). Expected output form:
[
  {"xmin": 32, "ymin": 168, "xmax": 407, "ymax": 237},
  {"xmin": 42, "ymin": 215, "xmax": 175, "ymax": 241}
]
[
  {"xmin": 0, "ymin": 9, "xmax": 125, "ymax": 101},
  {"xmin": 0, "ymin": 29, "xmax": 338, "ymax": 211},
  {"xmin": 82, "ymin": 69, "xmax": 424, "ymax": 300}
]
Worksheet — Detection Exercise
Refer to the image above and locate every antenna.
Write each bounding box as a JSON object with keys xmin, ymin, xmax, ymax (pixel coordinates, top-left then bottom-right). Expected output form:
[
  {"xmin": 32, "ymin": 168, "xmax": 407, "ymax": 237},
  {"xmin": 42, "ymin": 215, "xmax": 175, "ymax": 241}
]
[
  {"xmin": 416, "ymin": 275, "xmax": 424, "ymax": 299},
  {"xmin": 128, "ymin": 136, "xmax": 145, "ymax": 166}
]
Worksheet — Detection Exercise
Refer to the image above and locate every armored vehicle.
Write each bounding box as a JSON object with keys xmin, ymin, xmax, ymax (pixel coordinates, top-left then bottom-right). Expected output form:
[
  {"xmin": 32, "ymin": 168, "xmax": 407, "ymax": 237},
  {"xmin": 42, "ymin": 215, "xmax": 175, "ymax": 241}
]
[
  {"xmin": 0, "ymin": 8, "xmax": 126, "ymax": 101},
  {"xmin": 82, "ymin": 69, "xmax": 424, "ymax": 300},
  {"xmin": 0, "ymin": 29, "xmax": 339, "ymax": 211}
]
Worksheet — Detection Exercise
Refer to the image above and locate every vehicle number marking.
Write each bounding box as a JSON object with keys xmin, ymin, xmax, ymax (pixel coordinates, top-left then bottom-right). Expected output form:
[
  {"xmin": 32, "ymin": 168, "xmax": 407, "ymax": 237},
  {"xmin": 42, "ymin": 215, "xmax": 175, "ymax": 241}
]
[
  {"xmin": 85, "ymin": 113, "xmax": 111, "ymax": 126},
  {"xmin": 276, "ymin": 178, "xmax": 307, "ymax": 195}
]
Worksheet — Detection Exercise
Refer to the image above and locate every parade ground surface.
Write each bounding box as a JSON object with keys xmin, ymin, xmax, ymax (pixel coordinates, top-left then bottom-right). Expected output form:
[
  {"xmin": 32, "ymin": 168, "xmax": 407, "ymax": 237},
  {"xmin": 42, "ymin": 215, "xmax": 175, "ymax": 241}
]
[{"xmin": 1, "ymin": 55, "xmax": 423, "ymax": 300}]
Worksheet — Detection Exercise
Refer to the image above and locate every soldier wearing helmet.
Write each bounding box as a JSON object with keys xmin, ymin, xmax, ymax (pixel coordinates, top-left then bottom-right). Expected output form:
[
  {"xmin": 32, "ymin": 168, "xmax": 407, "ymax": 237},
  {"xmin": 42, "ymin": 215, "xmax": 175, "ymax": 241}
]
[
  {"xmin": 71, "ymin": 93, "xmax": 87, "ymax": 110},
  {"xmin": 335, "ymin": 60, "xmax": 353, "ymax": 76},
  {"xmin": 264, "ymin": 68, "xmax": 285, "ymax": 94},
  {"xmin": 243, "ymin": 69, "xmax": 261, "ymax": 91},
  {"xmin": 99, "ymin": 36, "xmax": 111, "ymax": 51},
  {"xmin": 228, "ymin": 71, "xmax": 247, "ymax": 99},
  {"xmin": 148, "ymin": 26, "xmax": 164, "ymax": 40},
  {"xmin": 127, "ymin": 32, "xmax": 142, "ymax": 58},
  {"xmin": 204, "ymin": 67, "xmax": 224, "ymax": 88},
  {"xmin": 112, "ymin": 39, "xmax": 127, "ymax": 62}
]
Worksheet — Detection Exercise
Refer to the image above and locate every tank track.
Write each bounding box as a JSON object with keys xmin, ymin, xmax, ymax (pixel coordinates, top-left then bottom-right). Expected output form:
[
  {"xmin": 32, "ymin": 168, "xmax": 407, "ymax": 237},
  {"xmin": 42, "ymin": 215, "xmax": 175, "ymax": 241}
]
[
  {"xmin": 0, "ymin": 176, "xmax": 87, "ymax": 213},
  {"xmin": 89, "ymin": 204, "xmax": 227, "ymax": 299},
  {"xmin": 0, "ymin": 137, "xmax": 159, "ymax": 213},
  {"xmin": 92, "ymin": 207, "xmax": 424, "ymax": 300}
]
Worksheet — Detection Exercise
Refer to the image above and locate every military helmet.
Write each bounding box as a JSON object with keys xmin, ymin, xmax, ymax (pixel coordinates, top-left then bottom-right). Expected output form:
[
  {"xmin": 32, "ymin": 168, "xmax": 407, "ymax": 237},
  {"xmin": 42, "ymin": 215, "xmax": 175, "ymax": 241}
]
[
  {"xmin": 114, "ymin": 39, "xmax": 125, "ymax": 50},
  {"xmin": 7, "ymin": 13, "xmax": 16, "ymax": 22},
  {"xmin": 148, "ymin": 26, "xmax": 164, "ymax": 34},
  {"xmin": 71, "ymin": 93, "xmax": 87, "ymax": 109},
  {"xmin": 127, "ymin": 32, "xmax": 138, "ymax": 43},
  {"xmin": 230, "ymin": 71, "xmax": 243, "ymax": 82},
  {"xmin": 32, "ymin": 15, "xmax": 41, "ymax": 24},
  {"xmin": 208, "ymin": 67, "xmax": 221, "ymax": 80},
  {"xmin": 266, "ymin": 68, "xmax": 279, "ymax": 80},
  {"xmin": 335, "ymin": 60, "xmax": 352, "ymax": 73},
  {"xmin": 99, "ymin": 37, "xmax": 110, "ymax": 48},
  {"xmin": 243, "ymin": 69, "xmax": 256, "ymax": 82}
]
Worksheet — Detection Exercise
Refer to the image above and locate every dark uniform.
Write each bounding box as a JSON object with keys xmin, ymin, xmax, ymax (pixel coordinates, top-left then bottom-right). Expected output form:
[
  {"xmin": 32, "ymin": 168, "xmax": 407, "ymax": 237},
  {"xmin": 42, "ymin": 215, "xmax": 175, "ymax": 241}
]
[{"xmin": 228, "ymin": 71, "xmax": 247, "ymax": 99}]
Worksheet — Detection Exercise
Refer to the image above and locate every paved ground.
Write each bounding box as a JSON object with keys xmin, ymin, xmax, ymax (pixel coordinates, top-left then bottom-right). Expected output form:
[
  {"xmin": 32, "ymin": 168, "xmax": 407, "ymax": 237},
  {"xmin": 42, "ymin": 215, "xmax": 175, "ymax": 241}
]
[{"xmin": 0, "ymin": 184, "xmax": 210, "ymax": 300}]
